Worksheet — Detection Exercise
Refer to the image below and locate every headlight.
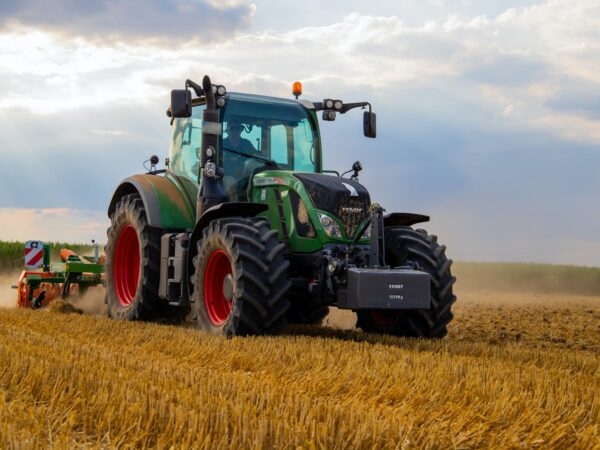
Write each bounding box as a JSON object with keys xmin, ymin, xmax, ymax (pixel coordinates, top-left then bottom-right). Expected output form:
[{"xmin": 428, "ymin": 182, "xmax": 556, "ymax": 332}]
[
  {"xmin": 322, "ymin": 110, "xmax": 336, "ymax": 121},
  {"xmin": 334, "ymin": 100, "xmax": 343, "ymax": 110},
  {"xmin": 324, "ymin": 99, "xmax": 334, "ymax": 109},
  {"xmin": 320, "ymin": 215, "xmax": 332, "ymax": 228},
  {"xmin": 329, "ymin": 225, "xmax": 341, "ymax": 238},
  {"xmin": 318, "ymin": 212, "xmax": 342, "ymax": 238}
]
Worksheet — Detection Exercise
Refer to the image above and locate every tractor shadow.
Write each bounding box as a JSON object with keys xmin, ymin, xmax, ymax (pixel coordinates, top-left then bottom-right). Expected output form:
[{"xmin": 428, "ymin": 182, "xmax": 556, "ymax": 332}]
[{"xmin": 282, "ymin": 324, "xmax": 449, "ymax": 355}]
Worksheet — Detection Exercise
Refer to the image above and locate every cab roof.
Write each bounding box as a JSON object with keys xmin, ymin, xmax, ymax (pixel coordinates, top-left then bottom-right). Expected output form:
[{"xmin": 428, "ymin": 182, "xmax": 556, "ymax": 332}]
[
  {"xmin": 191, "ymin": 91, "xmax": 314, "ymax": 110},
  {"xmin": 226, "ymin": 91, "xmax": 300, "ymax": 106}
]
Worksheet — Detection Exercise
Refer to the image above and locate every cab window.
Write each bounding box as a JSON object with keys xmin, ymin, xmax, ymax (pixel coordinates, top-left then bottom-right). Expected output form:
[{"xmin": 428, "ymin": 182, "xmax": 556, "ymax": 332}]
[
  {"xmin": 168, "ymin": 104, "xmax": 205, "ymax": 183},
  {"xmin": 270, "ymin": 124, "xmax": 288, "ymax": 165}
]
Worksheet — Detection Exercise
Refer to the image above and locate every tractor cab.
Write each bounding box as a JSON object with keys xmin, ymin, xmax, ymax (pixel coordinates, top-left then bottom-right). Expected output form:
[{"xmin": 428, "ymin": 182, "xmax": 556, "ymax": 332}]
[{"xmin": 167, "ymin": 92, "xmax": 320, "ymax": 204}]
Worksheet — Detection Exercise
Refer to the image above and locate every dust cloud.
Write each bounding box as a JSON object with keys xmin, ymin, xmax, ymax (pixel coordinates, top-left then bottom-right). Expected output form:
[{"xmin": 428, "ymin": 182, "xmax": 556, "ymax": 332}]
[
  {"xmin": 452, "ymin": 262, "xmax": 600, "ymax": 296},
  {"xmin": 72, "ymin": 286, "xmax": 106, "ymax": 315},
  {"xmin": 0, "ymin": 272, "xmax": 20, "ymax": 309},
  {"xmin": 0, "ymin": 272, "xmax": 105, "ymax": 314},
  {"xmin": 323, "ymin": 307, "xmax": 357, "ymax": 330}
]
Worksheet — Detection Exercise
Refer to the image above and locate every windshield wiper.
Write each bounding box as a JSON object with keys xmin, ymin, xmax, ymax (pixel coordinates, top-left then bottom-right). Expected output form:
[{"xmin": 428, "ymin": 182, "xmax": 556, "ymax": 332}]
[{"xmin": 222, "ymin": 146, "xmax": 276, "ymax": 165}]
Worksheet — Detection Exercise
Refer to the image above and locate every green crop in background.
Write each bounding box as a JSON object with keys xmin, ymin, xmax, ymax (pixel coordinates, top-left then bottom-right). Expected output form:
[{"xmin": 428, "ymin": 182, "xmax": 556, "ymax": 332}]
[
  {"xmin": 0, "ymin": 241, "xmax": 95, "ymax": 274},
  {"xmin": 2, "ymin": 241, "xmax": 599, "ymax": 295}
]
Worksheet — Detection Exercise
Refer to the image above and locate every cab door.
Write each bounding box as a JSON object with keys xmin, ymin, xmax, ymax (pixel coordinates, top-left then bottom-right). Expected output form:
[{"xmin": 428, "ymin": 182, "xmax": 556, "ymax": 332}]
[{"xmin": 167, "ymin": 103, "xmax": 206, "ymax": 204}]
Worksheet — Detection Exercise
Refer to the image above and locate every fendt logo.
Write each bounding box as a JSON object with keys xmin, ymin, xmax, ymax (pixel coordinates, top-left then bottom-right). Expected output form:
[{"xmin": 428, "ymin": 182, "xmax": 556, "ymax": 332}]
[{"xmin": 341, "ymin": 207, "xmax": 363, "ymax": 214}]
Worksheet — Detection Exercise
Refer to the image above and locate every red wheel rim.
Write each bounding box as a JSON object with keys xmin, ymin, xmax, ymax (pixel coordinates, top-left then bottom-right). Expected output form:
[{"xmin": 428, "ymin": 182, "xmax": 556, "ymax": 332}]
[
  {"xmin": 113, "ymin": 224, "xmax": 140, "ymax": 307},
  {"xmin": 204, "ymin": 249, "xmax": 233, "ymax": 326},
  {"xmin": 369, "ymin": 311, "xmax": 398, "ymax": 327}
]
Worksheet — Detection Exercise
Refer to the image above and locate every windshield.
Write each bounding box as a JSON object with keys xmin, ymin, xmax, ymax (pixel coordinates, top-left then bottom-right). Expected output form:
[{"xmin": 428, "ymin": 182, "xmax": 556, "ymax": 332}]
[{"xmin": 220, "ymin": 96, "xmax": 318, "ymax": 201}]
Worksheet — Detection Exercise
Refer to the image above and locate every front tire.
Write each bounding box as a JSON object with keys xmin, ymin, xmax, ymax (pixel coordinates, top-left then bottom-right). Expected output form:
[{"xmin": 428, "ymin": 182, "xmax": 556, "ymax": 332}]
[
  {"xmin": 105, "ymin": 194, "xmax": 163, "ymax": 320},
  {"xmin": 191, "ymin": 217, "xmax": 290, "ymax": 336},
  {"xmin": 356, "ymin": 227, "xmax": 457, "ymax": 338}
]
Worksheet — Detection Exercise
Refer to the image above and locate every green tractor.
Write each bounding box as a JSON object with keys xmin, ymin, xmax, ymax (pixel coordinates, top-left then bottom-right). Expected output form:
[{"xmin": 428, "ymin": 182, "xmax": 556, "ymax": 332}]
[{"xmin": 105, "ymin": 75, "xmax": 456, "ymax": 337}]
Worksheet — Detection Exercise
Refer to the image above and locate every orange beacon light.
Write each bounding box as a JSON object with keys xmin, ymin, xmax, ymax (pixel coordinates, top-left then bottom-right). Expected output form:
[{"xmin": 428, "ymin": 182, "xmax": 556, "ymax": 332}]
[{"xmin": 292, "ymin": 81, "xmax": 302, "ymax": 99}]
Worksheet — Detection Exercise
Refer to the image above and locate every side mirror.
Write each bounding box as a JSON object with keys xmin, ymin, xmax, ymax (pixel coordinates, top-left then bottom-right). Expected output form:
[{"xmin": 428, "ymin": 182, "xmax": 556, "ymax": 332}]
[
  {"xmin": 363, "ymin": 111, "xmax": 376, "ymax": 138},
  {"xmin": 171, "ymin": 89, "xmax": 192, "ymax": 118}
]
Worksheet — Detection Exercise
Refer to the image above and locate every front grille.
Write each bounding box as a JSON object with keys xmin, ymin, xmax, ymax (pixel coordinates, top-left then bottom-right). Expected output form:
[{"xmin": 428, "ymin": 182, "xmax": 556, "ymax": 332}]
[
  {"xmin": 338, "ymin": 196, "xmax": 369, "ymax": 238},
  {"xmin": 294, "ymin": 173, "xmax": 370, "ymax": 239}
]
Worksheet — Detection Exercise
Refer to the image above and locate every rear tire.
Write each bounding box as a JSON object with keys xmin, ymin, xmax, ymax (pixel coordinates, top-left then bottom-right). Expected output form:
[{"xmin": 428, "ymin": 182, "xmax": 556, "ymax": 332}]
[
  {"xmin": 191, "ymin": 217, "xmax": 290, "ymax": 336},
  {"xmin": 105, "ymin": 194, "xmax": 164, "ymax": 320},
  {"xmin": 356, "ymin": 227, "xmax": 456, "ymax": 338}
]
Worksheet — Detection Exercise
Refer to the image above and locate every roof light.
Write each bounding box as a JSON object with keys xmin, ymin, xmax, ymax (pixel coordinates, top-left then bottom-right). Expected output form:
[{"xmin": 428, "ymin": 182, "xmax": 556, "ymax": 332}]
[
  {"xmin": 323, "ymin": 110, "xmax": 336, "ymax": 121},
  {"xmin": 205, "ymin": 161, "xmax": 216, "ymax": 178},
  {"xmin": 293, "ymin": 81, "xmax": 302, "ymax": 99}
]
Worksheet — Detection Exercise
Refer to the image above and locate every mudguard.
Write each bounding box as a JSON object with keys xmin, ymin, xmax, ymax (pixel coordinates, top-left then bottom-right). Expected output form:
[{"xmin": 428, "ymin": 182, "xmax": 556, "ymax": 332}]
[
  {"xmin": 188, "ymin": 202, "xmax": 268, "ymax": 251},
  {"xmin": 107, "ymin": 174, "xmax": 195, "ymax": 230},
  {"xmin": 383, "ymin": 212, "xmax": 430, "ymax": 227},
  {"xmin": 196, "ymin": 202, "xmax": 268, "ymax": 231}
]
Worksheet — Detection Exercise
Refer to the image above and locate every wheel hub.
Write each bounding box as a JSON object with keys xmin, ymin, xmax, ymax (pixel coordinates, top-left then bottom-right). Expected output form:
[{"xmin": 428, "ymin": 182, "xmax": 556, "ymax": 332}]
[{"xmin": 222, "ymin": 274, "xmax": 233, "ymax": 300}]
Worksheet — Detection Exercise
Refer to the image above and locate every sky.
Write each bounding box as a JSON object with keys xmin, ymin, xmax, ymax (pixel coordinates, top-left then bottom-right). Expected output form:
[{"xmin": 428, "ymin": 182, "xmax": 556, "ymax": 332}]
[{"xmin": 0, "ymin": 0, "xmax": 599, "ymax": 265}]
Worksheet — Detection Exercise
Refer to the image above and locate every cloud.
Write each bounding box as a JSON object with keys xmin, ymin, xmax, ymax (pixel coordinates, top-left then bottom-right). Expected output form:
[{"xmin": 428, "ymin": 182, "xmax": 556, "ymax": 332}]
[
  {"xmin": 1, "ymin": 1, "xmax": 600, "ymax": 266},
  {"xmin": 92, "ymin": 129, "xmax": 128, "ymax": 136},
  {"xmin": 0, "ymin": 208, "xmax": 109, "ymax": 243},
  {"xmin": 0, "ymin": 103, "xmax": 169, "ymax": 211},
  {"xmin": 545, "ymin": 79, "xmax": 600, "ymax": 121},
  {"xmin": 0, "ymin": 0, "xmax": 255, "ymax": 43},
  {"xmin": 3, "ymin": 0, "xmax": 598, "ymax": 142}
]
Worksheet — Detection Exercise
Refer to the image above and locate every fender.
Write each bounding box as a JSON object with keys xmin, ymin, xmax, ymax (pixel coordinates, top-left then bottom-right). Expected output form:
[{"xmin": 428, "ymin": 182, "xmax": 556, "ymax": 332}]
[
  {"xmin": 383, "ymin": 212, "xmax": 430, "ymax": 228},
  {"xmin": 188, "ymin": 202, "xmax": 269, "ymax": 250},
  {"xmin": 107, "ymin": 174, "xmax": 195, "ymax": 230},
  {"xmin": 186, "ymin": 202, "xmax": 269, "ymax": 293}
]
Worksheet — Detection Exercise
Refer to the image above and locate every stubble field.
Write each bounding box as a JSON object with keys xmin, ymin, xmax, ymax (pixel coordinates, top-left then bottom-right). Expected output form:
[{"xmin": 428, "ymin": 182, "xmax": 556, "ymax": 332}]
[{"xmin": 0, "ymin": 284, "xmax": 599, "ymax": 449}]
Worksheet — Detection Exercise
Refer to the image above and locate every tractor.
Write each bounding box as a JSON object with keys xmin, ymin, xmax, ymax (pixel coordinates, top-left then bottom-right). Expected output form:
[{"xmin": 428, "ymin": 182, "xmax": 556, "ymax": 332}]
[{"xmin": 105, "ymin": 75, "xmax": 456, "ymax": 337}]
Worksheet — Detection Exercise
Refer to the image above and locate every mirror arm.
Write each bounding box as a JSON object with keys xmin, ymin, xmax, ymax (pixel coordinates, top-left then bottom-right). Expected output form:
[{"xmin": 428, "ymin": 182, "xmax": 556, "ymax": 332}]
[
  {"xmin": 312, "ymin": 101, "xmax": 371, "ymax": 114},
  {"xmin": 340, "ymin": 102, "xmax": 371, "ymax": 114},
  {"xmin": 185, "ymin": 79, "xmax": 204, "ymax": 97}
]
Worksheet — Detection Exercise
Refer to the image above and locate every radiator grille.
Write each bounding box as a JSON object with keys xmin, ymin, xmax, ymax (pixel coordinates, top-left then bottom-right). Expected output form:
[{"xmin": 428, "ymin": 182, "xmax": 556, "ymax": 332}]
[
  {"xmin": 337, "ymin": 196, "xmax": 370, "ymax": 238},
  {"xmin": 294, "ymin": 173, "xmax": 370, "ymax": 239}
]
